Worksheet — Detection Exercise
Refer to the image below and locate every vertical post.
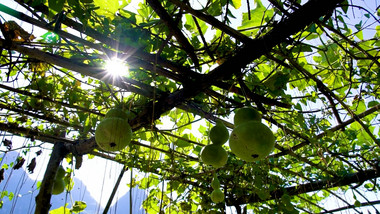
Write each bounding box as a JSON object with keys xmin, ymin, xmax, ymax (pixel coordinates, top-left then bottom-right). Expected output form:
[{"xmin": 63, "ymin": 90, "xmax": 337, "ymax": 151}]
[
  {"xmin": 103, "ymin": 166, "xmax": 128, "ymax": 214},
  {"xmin": 35, "ymin": 142, "xmax": 68, "ymax": 214}
]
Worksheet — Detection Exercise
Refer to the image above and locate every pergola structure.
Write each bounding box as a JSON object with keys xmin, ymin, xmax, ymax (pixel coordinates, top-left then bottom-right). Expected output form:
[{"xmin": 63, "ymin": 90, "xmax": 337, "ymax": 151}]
[{"xmin": 0, "ymin": 0, "xmax": 379, "ymax": 213}]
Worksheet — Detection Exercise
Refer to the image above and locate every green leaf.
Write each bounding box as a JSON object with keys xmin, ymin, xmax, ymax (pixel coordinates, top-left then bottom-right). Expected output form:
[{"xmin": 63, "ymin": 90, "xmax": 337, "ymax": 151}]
[
  {"xmin": 64, "ymin": 176, "xmax": 74, "ymax": 191},
  {"xmin": 356, "ymin": 100, "xmax": 366, "ymax": 113},
  {"xmin": 93, "ymin": 0, "xmax": 119, "ymax": 17},
  {"xmin": 48, "ymin": 0, "xmax": 65, "ymax": 12},
  {"xmin": 2, "ymin": 163, "xmax": 9, "ymax": 170},
  {"xmin": 238, "ymin": 0, "xmax": 273, "ymax": 34},
  {"xmin": 7, "ymin": 192, "xmax": 14, "ymax": 201},
  {"xmin": 308, "ymin": 23, "xmax": 317, "ymax": 33},
  {"xmin": 207, "ymin": 1, "xmax": 223, "ymax": 16},
  {"xmin": 257, "ymin": 189, "xmax": 270, "ymax": 200},
  {"xmin": 341, "ymin": 0, "xmax": 349, "ymax": 13},
  {"xmin": 50, "ymin": 205, "xmax": 70, "ymax": 214},
  {"xmin": 176, "ymin": 139, "xmax": 191, "ymax": 147},
  {"xmin": 355, "ymin": 30, "xmax": 363, "ymax": 40},
  {"xmin": 184, "ymin": 14, "xmax": 196, "ymax": 32},
  {"xmin": 71, "ymin": 201, "xmax": 87, "ymax": 213},
  {"xmin": 354, "ymin": 21, "xmax": 362, "ymax": 31},
  {"xmin": 263, "ymin": 71, "xmax": 290, "ymax": 95},
  {"xmin": 184, "ymin": 14, "xmax": 208, "ymax": 35},
  {"xmin": 198, "ymin": 125, "xmax": 207, "ymax": 136},
  {"xmin": 368, "ymin": 100, "xmax": 379, "ymax": 108},
  {"xmin": 230, "ymin": 0, "xmax": 242, "ymax": 9},
  {"xmin": 364, "ymin": 183, "xmax": 374, "ymax": 189},
  {"xmin": 31, "ymin": 0, "xmax": 45, "ymax": 7},
  {"xmin": 291, "ymin": 44, "xmax": 313, "ymax": 53}
]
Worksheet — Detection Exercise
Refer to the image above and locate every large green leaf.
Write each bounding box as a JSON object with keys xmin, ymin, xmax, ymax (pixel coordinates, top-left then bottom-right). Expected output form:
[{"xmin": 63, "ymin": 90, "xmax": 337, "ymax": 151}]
[
  {"xmin": 230, "ymin": 0, "xmax": 242, "ymax": 9},
  {"xmin": 93, "ymin": 0, "xmax": 125, "ymax": 17},
  {"xmin": 48, "ymin": 0, "xmax": 65, "ymax": 12},
  {"xmin": 238, "ymin": 0, "xmax": 273, "ymax": 34}
]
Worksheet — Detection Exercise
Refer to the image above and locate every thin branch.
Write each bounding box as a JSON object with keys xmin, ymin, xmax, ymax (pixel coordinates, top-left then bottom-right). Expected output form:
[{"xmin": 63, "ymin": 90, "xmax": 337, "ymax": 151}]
[
  {"xmin": 168, "ymin": 0, "xmax": 251, "ymax": 43},
  {"xmin": 274, "ymin": 144, "xmax": 337, "ymax": 177},
  {"xmin": 226, "ymin": 165, "xmax": 380, "ymax": 206},
  {"xmin": 352, "ymin": 188, "xmax": 380, "ymax": 212},
  {"xmin": 0, "ymin": 122, "xmax": 73, "ymax": 144},
  {"xmin": 147, "ymin": 0, "xmax": 199, "ymax": 67},
  {"xmin": 325, "ymin": 189, "xmax": 362, "ymax": 214},
  {"xmin": 0, "ymin": 103, "xmax": 84, "ymax": 131},
  {"xmin": 318, "ymin": 200, "xmax": 380, "ymax": 214},
  {"xmin": 192, "ymin": 16, "xmax": 215, "ymax": 61},
  {"xmin": 270, "ymin": 103, "xmax": 380, "ymax": 158},
  {"xmin": 320, "ymin": 21, "xmax": 380, "ymax": 68},
  {"xmin": 237, "ymin": 76, "xmax": 266, "ymax": 113},
  {"xmin": 286, "ymin": 56, "xmax": 380, "ymax": 147},
  {"xmin": 0, "ymin": 83, "xmax": 102, "ymax": 117},
  {"xmin": 296, "ymin": 195, "xmax": 328, "ymax": 213},
  {"xmin": 131, "ymin": 140, "xmax": 198, "ymax": 161},
  {"xmin": 214, "ymin": 81, "xmax": 292, "ymax": 108},
  {"xmin": 157, "ymin": 130, "xmax": 205, "ymax": 147}
]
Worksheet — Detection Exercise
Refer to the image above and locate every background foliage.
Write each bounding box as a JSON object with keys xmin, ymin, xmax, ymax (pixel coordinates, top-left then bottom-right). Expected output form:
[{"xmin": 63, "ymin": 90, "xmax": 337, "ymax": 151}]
[{"xmin": 0, "ymin": 0, "xmax": 379, "ymax": 213}]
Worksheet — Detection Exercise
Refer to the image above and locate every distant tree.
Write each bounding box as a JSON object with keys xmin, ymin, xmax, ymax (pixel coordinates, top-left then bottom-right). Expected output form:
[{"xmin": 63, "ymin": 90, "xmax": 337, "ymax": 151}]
[{"xmin": 0, "ymin": 0, "xmax": 379, "ymax": 213}]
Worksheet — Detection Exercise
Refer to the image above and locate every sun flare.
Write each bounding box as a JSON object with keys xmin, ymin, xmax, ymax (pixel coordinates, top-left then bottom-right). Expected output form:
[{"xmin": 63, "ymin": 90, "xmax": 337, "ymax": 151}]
[{"xmin": 104, "ymin": 58, "xmax": 129, "ymax": 77}]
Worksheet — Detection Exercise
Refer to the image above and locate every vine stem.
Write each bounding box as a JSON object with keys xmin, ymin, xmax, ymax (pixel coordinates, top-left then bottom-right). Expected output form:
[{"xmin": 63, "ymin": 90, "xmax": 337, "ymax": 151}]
[
  {"xmin": 130, "ymin": 169, "xmax": 133, "ymax": 214},
  {"xmin": 34, "ymin": 142, "xmax": 69, "ymax": 214}
]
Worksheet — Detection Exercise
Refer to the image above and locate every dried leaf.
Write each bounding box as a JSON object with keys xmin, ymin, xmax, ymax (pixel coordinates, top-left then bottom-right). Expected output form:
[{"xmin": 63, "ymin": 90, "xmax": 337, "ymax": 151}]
[
  {"xmin": 74, "ymin": 155, "xmax": 83, "ymax": 169},
  {"xmin": 3, "ymin": 21, "xmax": 35, "ymax": 42},
  {"xmin": 2, "ymin": 139, "xmax": 12, "ymax": 150},
  {"xmin": 0, "ymin": 168, "xmax": 4, "ymax": 183},
  {"xmin": 13, "ymin": 157, "xmax": 25, "ymax": 170},
  {"xmin": 27, "ymin": 158, "xmax": 36, "ymax": 173}
]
